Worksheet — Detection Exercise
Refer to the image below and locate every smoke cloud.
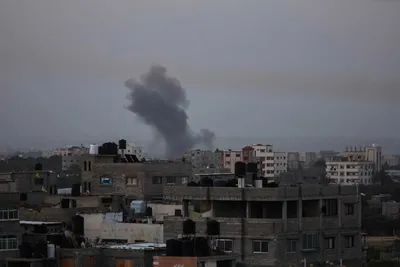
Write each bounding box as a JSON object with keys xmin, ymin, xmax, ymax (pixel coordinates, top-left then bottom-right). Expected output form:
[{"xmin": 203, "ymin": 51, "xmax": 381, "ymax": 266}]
[{"xmin": 125, "ymin": 65, "xmax": 215, "ymax": 158}]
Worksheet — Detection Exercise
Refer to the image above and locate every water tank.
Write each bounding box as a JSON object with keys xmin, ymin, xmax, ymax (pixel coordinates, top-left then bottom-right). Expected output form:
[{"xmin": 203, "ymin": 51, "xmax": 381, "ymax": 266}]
[
  {"xmin": 47, "ymin": 243, "xmax": 55, "ymax": 258},
  {"xmin": 235, "ymin": 162, "xmax": 246, "ymax": 177},
  {"xmin": 247, "ymin": 162, "xmax": 258, "ymax": 174},
  {"xmin": 89, "ymin": 144, "xmax": 99, "ymax": 155},
  {"xmin": 130, "ymin": 200, "xmax": 146, "ymax": 214}
]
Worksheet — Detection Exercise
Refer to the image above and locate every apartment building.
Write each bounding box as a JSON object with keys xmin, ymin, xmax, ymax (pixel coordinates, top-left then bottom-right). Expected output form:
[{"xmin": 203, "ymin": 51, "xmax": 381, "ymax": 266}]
[
  {"xmin": 326, "ymin": 157, "xmax": 374, "ymax": 185},
  {"xmin": 84, "ymin": 156, "xmax": 192, "ymax": 200},
  {"xmin": 216, "ymin": 150, "xmax": 243, "ymax": 174},
  {"xmin": 343, "ymin": 144, "xmax": 382, "ymax": 173},
  {"xmin": 183, "ymin": 149, "xmax": 220, "ymax": 170},
  {"xmin": 163, "ymin": 184, "xmax": 362, "ymax": 267},
  {"xmin": 299, "ymin": 152, "xmax": 318, "ymax": 169},
  {"xmin": 382, "ymin": 155, "xmax": 400, "ymax": 167},
  {"xmin": 0, "ymin": 180, "xmax": 21, "ymax": 265},
  {"xmin": 248, "ymin": 145, "xmax": 288, "ymax": 179},
  {"xmin": 287, "ymin": 152, "xmax": 300, "ymax": 170},
  {"xmin": 50, "ymin": 146, "xmax": 88, "ymax": 157}
]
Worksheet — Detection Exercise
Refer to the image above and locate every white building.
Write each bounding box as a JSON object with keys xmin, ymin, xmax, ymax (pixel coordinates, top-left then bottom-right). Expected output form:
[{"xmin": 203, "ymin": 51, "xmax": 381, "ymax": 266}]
[
  {"xmin": 50, "ymin": 146, "xmax": 88, "ymax": 157},
  {"xmin": 249, "ymin": 144, "xmax": 287, "ymax": 179},
  {"xmin": 118, "ymin": 142, "xmax": 143, "ymax": 158},
  {"xmin": 326, "ymin": 158, "xmax": 374, "ymax": 185}
]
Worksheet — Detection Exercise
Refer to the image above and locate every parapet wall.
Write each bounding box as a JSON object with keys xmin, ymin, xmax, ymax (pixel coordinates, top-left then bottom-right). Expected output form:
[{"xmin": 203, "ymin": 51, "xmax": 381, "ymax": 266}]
[{"xmin": 164, "ymin": 184, "xmax": 358, "ymax": 201}]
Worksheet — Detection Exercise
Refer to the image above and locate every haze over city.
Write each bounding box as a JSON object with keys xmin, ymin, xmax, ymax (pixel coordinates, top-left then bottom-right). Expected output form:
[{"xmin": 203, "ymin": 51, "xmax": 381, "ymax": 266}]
[{"xmin": 1, "ymin": 1, "xmax": 400, "ymax": 153}]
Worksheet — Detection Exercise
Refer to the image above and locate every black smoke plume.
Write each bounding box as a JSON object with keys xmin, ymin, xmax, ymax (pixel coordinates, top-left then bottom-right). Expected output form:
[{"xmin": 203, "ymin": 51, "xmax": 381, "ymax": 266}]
[{"xmin": 125, "ymin": 65, "xmax": 215, "ymax": 158}]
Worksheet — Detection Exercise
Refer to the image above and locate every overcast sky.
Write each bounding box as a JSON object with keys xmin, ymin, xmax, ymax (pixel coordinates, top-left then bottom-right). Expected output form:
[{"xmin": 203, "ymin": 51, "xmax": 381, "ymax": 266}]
[{"xmin": 1, "ymin": 0, "xmax": 399, "ymax": 149}]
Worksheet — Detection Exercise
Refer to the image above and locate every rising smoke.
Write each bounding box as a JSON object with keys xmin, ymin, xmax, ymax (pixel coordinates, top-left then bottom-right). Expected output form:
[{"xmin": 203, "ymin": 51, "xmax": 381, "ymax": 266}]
[{"xmin": 125, "ymin": 65, "xmax": 215, "ymax": 158}]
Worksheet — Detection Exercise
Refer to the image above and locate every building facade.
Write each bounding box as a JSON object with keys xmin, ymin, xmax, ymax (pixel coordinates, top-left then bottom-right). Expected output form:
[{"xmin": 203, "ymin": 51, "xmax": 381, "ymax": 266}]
[
  {"xmin": 163, "ymin": 184, "xmax": 362, "ymax": 267},
  {"xmin": 0, "ymin": 186, "xmax": 20, "ymax": 265},
  {"xmin": 50, "ymin": 146, "xmax": 88, "ymax": 157},
  {"xmin": 326, "ymin": 158, "xmax": 374, "ymax": 185},
  {"xmin": 382, "ymin": 155, "xmax": 400, "ymax": 168},
  {"xmin": 118, "ymin": 142, "xmax": 143, "ymax": 159},
  {"xmin": 343, "ymin": 144, "xmax": 382, "ymax": 173},
  {"xmin": 183, "ymin": 150, "xmax": 220, "ymax": 170},
  {"xmin": 217, "ymin": 150, "xmax": 243, "ymax": 174}
]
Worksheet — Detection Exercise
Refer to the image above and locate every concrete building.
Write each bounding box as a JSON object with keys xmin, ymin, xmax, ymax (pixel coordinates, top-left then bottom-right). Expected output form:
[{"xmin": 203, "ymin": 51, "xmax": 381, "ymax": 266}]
[
  {"xmin": 0, "ymin": 185, "xmax": 20, "ymax": 265},
  {"xmin": 62, "ymin": 155, "xmax": 82, "ymax": 171},
  {"xmin": 326, "ymin": 157, "xmax": 374, "ymax": 185},
  {"xmin": 343, "ymin": 144, "xmax": 382, "ymax": 173},
  {"xmin": 50, "ymin": 146, "xmax": 88, "ymax": 157},
  {"xmin": 163, "ymin": 184, "xmax": 362, "ymax": 267},
  {"xmin": 58, "ymin": 243, "xmax": 166, "ymax": 267},
  {"xmin": 273, "ymin": 152, "xmax": 287, "ymax": 177},
  {"xmin": 299, "ymin": 152, "xmax": 318, "ymax": 169},
  {"xmin": 216, "ymin": 150, "xmax": 243, "ymax": 174},
  {"xmin": 82, "ymin": 155, "xmax": 192, "ymax": 201},
  {"xmin": 287, "ymin": 152, "xmax": 300, "ymax": 170},
  {"xmin": 118, "ymin": 142, "xmax": 143, "ymax": 159},
  {"xmin": 382, "ymin": 155, "xmax": 400, "ymax": 168},
  {"xmin": 183, "ymin": 149, "xmax": 220, "ymax": 170}
]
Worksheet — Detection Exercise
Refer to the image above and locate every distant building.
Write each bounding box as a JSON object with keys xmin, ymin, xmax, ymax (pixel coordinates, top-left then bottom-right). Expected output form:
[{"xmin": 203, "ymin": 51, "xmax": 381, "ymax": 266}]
[
  {"xmin": 216, "ymin": 150, "xmax": 243, "ymax": 174},
  {"xmin": 299, "ymin": 152, "xmax": 318, "ymax": 169},
  {"xmin": 0, "ymin": 181, "xmax": 20, "ymax": 265},
  {"xmin": 343, "ymin": 144, "xmax": 382, "ymax": 173},
  {"xmin": 382, "ymin": 155, "xmax": 400, "ymax": 168},
  {"xmin": 287, "ymin": 152, "xmax": 300, "ymax": 170},
  {"xmin": 326, "ymin": 156, "xmax": 374, "ymax": 185},
  {"xmin": 183, "ymin": 149, "xmax": 220, "ymax": 170},
  {"xmin": 50, "ymin": 146, "xmax": 88, "ymax": 157}
]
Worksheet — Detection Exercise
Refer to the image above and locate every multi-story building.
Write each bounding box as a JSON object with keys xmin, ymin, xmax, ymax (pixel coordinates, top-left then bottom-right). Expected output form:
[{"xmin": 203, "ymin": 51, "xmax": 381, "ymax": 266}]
[
  {"xmin": 343, "ymin": 144, "xmax": 382, "ymax": 173},
  {"xmin": 326, "ymin": 156, "xmax": 374, "ymax": 185},
  {"xmin": 163, "ymin": 183, "xmax": 362, "ymax": 267},
  {"xmin": 299, "ymin": 152, "xmax": 318, "ymax": 169},
  {"xmin": 382, "ymin": 155, "xmax": 400, "ymax": 168},
  {"xmin": 287, "ymin": 152, "xmax": 300, "ymax": 170},
  {"xmin": 50, "ymin": 146, "xmax": 88, "ymax": 157},
  {"xmin": 273, "ymin": 152, "xmax": 287, "ymax": 176},
  {"xmin": 216, "ymin": 150, "xmax": 243, "ymax": 174},
  {"xmin": 81, "ymin": 153, "xmax": 192, "ymax": 201},
  {"xmin": 183, "ymin": 149, "xmax": 220, "ymax": 170},
  {"xmin": 0, "ymin": 180, "xmax": 21, "ymax": 265}
]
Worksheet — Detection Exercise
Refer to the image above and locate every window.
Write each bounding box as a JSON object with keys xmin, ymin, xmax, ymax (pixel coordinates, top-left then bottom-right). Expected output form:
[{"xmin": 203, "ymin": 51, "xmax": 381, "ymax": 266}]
[
  {"xmin": 345, "ymin": 204, "xmax": 354, "ymax": 215},
  {"xmin": 181, "ymin": 177, "xmax": 189, "ymax": 185},
  {"xmin": 236, "ymin": 153, "xmax": 241, "ymax": 157},
  {"xmin": 325, "ymin": 237, "xmax": 335, "ymax": 249},
  {"xmin": 100, "ymin": 177, "xmax": 112, "ymax": 185},
  {"xmin": 286, "ymin": 240, "xmax": 297, "ymax": 253},
  {"xmin": 84, "ymin": 161, "xmax": 87, "ymax": 171},
  {"xmin": 302, "ymin": 233, "xmax": 318, "ymax": 250},
  {"xmin": 345, "ymin": 235, "xmax": 355, "ymax": 248},
  {"xmin": 126, "ymin": 177, "xmax": 138, "ymax": 186},
  {"xmin": 217, "ymin": 239, "xmax": 233, "ymax": 252},
  {"xmin": 0, "ymin": 209, "xmax": 18, "ymax": 220},
  {"xmin": 252, "ymin": 240, "xmax": 268, "ymax": 253},
  {"xmin": 166, "ymin": 176, "xmax": 176, "ymax": 184},
  {"xmin": 152, "ymin": 176, "xmax": 162, "ymax": 184},
  {"xmin": 88, "ymin": 161, "xmax": 92, "ymax": 171},
  {"xmin": 0, "ymin": 236, "xmax": 18, "ymax": 250},
  {"xmin": 322, "ymin": 199, "xmax": 338, "ymax": 216}
]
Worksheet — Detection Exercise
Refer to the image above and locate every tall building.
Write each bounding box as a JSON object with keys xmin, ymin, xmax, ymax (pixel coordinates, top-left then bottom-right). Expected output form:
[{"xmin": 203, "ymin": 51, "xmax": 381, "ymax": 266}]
[
  {"xmin": 247, "ymin": 145, "xmax": 287, "ymax": 179},
  {"xmin": 216, "ymin": 150, "xmax": 243, "ymax": 174},
  {"xmin": 164, "ymin": 183, "xmax": 363, "ymax": 267},
  {"xmin": 382, "ymin": 155, "xmax": 400, "ymax": 167},
  {"xmin": 326, "ymin": 156, "xmax": 374, "ymax": 185},
  {"xmin": 183, "ymin": 149, "xmax": 220, "ymax": 170},
  {"xmin": 0, "ymin": 179, "xmax": 20, "ymax": 265},
  {"xmin": 50, "ymin": 146, "xmax": 88, "ymax": 157},
  {"xmin": 287, "ymin": 152, "xmax": 300, "ymax": 170},
  {"xmin": 343, "ymin": 144, "xmax": 382, "ymax": 173}
]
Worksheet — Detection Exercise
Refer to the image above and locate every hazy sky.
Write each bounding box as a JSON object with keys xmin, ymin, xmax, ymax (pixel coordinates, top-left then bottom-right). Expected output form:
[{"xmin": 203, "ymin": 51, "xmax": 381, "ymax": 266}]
[{"xmin": 1, "ymin": 0, "xmax": 400, "ymax": 149}]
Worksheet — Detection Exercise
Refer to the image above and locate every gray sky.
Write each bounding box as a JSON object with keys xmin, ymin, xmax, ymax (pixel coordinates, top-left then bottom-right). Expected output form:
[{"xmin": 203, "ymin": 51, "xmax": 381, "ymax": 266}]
[{"xmin": 1, "ymin": 0, "xmax": 400, "ymax": 150}]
